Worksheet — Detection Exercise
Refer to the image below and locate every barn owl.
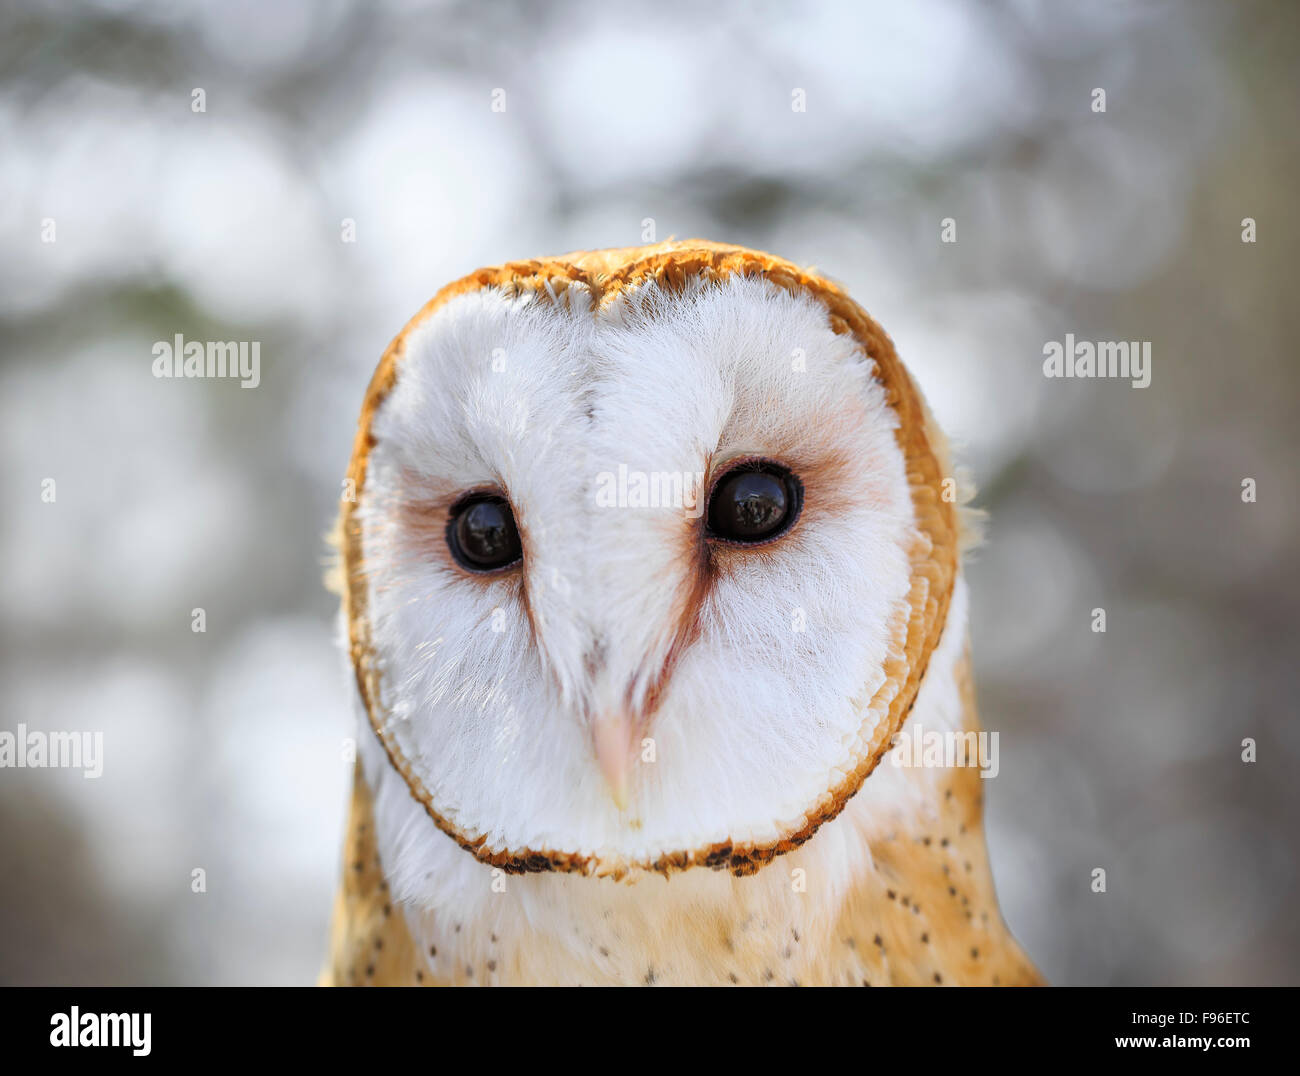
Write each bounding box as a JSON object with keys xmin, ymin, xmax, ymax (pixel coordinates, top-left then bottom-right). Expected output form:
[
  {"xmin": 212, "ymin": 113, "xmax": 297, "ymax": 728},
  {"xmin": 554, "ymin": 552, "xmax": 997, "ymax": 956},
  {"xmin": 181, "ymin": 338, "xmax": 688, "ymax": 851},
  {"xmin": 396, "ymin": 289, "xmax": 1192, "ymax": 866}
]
[{"xmin": 322, "ymin": 239, "xmax": 1041, "ymax": 987}]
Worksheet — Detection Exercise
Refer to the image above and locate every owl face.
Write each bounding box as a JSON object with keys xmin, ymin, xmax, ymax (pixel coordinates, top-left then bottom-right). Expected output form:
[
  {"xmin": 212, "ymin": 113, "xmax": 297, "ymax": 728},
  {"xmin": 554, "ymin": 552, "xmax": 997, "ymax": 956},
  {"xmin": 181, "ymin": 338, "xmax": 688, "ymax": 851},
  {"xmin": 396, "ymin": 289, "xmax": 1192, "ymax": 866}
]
[{"xmin": 343, "ymin": 244, "xmax": 958, "ymax": 879}]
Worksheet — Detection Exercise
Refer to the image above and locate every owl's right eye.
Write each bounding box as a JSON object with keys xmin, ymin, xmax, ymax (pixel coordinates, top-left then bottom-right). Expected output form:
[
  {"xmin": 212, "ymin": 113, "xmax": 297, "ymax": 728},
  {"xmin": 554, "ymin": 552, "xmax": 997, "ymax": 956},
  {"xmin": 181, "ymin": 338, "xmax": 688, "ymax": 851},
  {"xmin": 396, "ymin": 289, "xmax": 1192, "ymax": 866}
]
[
  {"xmin": 446, "ymin": 495, "xmax": 522, "ymax": 572},
  {"xmin": 705, "ymin": 460, "xmax": 803, "ymax": 545}
]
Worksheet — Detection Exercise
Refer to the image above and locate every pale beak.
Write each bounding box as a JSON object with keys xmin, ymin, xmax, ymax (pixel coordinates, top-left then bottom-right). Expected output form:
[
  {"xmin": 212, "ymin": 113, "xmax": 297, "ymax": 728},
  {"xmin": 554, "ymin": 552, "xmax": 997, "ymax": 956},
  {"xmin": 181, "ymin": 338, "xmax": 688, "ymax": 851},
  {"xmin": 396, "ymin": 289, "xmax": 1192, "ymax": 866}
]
[{"xmin": 592, "ymin": 711, "xmax": 637, "ymax": 810}]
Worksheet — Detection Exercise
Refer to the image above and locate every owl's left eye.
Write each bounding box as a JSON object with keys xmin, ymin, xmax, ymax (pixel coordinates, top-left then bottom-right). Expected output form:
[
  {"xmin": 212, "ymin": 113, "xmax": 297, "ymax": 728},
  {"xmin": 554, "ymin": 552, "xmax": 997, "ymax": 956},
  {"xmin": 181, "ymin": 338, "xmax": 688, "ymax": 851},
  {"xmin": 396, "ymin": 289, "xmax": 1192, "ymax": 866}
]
[{"xmin": 446, "ymin": 495, "xmax": 522, "ymax": 571}]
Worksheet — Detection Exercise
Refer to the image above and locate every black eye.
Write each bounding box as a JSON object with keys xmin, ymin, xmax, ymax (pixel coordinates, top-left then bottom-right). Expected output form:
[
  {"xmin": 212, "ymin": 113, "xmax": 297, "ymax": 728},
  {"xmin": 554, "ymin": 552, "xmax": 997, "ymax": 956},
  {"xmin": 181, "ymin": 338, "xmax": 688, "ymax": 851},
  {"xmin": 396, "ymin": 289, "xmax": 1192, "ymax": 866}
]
[
  {"xmin": 447, "ymin": 495, "xmax": 522, "ymax": 571},
  {"xmin": 706, "ymin": 462, "xmax": 802, "ymax": 544}
]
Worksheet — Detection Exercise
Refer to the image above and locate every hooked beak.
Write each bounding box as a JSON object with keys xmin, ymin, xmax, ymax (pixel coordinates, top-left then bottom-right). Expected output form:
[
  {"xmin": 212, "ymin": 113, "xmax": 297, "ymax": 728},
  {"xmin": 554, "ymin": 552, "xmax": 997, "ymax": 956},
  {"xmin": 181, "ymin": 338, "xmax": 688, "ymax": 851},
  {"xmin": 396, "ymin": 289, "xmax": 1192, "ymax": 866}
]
[{"xmin": 592, "ymin": 711, "xmax": 638, "ymax": 811}]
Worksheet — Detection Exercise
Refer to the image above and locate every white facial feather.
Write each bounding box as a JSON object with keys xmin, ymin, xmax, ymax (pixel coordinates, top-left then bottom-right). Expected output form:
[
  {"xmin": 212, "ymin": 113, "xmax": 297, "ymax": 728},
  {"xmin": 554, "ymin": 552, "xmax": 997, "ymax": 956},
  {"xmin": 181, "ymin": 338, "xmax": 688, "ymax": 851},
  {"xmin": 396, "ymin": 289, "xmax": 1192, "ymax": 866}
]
[
  {"xmin": 353, "ymin": 273, "xmax": 919, "ymax": 882},
  {"xmin": 351, "ymin": 576, "xmax": 973, "ymax": 983}
]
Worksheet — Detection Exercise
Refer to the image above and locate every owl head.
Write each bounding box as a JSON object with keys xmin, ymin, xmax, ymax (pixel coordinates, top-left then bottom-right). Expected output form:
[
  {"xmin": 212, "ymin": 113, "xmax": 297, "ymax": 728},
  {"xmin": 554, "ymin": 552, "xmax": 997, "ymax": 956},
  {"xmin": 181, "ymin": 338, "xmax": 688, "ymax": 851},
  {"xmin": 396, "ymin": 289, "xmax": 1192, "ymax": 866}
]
[{"xmin": 339, "ymin": 240, "xmax": 959, "ymax": 883}]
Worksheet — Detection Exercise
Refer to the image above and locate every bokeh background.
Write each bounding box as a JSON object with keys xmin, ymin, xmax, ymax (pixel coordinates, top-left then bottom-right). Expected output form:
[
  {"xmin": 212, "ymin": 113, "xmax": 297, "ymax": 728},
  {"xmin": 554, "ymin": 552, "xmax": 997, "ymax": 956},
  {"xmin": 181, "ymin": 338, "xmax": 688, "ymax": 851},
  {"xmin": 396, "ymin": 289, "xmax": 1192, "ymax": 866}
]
[{"xmin": 2, "ymin": 0, "xmax": 1297, "ymax": 986}]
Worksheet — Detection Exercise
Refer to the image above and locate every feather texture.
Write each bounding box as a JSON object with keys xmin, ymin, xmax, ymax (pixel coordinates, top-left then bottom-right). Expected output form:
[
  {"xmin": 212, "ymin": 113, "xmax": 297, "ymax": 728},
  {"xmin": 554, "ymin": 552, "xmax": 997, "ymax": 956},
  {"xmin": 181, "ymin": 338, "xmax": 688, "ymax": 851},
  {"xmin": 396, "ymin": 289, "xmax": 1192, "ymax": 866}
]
[{"xmin": 322, "ymin": 240, "xmax": 1040, "ymax": 986}]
